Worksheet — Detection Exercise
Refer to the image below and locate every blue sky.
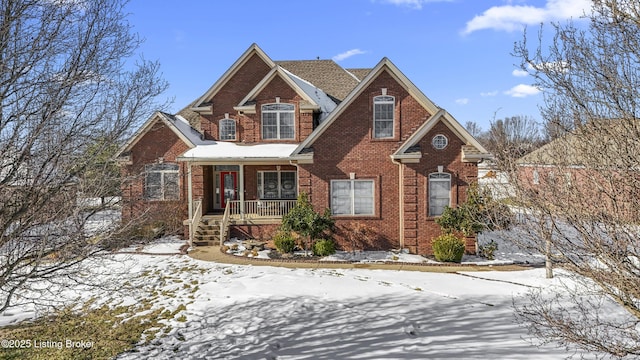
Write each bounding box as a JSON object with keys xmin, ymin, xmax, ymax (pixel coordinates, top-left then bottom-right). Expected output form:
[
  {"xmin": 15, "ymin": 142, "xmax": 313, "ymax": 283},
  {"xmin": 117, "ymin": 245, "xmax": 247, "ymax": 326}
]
[{"xmin": 126, "ymin": 0, "xmax": 590, "ymax": 131}]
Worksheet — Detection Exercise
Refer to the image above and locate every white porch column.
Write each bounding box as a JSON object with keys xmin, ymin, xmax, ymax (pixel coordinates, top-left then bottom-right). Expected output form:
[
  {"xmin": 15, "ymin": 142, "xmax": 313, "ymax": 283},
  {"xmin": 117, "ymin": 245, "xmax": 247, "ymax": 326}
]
[
  {"xmin": 187, "ymin": 163, "xmax": 193, "ymax": 220},
  {"xmin": 239, "ymin": 164, "xmax": 245, "ymax": 219}
]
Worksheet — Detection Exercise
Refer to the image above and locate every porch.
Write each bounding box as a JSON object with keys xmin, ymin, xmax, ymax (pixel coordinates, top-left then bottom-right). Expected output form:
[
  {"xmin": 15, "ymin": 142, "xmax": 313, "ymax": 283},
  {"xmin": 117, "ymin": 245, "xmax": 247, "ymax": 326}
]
[{"xmin": 188, "ymin": 199, "xmax": 296, "ymax": 246}]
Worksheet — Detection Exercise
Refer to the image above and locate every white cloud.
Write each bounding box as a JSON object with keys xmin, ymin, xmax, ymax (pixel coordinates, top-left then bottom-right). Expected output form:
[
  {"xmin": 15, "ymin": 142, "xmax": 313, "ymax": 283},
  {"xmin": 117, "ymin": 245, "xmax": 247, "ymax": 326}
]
[
  {"xmin": 512, "ymin": 69, "xmax": 529, "ymax": 77},
  {"xmin": 480, "ymin": 91, "xmax": 499, "ymax": 97},
  {"xmin": 376, "ymin": 0, "xmax": 451, "ymax": 10},
  {"xmin": 504, "ymin": 84, "xmax": 541, "ymax": 98},
  {"xmin": 332, "ymin": 49, "xmax": 366, "ymax": 62},
  {"xmin": 455, "ymin": 98, "xmax": 469, "ymax": 105},
  {"xmin": 463, "ymin": 0, "xmax": 591, "ymax": 34}
]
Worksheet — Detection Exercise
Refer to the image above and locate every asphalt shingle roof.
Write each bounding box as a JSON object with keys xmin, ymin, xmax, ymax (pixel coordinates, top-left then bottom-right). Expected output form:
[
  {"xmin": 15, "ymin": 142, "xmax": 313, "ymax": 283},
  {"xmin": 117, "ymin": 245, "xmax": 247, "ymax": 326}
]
[{"xmin": 275, "ymin": 60, "xmax": 360, "ymax": 101}]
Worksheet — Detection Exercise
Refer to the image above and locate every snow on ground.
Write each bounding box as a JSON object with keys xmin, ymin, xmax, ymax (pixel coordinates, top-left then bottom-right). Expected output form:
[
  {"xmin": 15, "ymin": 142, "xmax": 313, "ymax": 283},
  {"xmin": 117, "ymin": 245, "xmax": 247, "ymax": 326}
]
[{"xmin": 1, "ymin": 228, "xmax": 599, "ymax": 359}]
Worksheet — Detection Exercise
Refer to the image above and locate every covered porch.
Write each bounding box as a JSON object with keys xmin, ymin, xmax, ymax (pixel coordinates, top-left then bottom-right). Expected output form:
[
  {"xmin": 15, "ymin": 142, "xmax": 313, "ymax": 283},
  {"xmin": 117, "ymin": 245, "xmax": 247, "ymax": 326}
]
[{"xmin": 178, "ymin": 142, "xmax": 301, "ymax": 244}]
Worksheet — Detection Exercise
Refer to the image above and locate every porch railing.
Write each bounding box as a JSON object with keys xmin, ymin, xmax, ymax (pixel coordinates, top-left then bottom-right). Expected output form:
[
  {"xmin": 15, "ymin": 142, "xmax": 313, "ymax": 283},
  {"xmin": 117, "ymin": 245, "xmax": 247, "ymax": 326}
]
[
  {"xmin": 189, "ymin": 199, "xmax": 202, "ymax": 247},
  {"xmin": 228, "ymin": 199, "xmax": 297, "ymax": 220},
  {"xmin": 219, "ymin": 201, "xmax": 232, "ymax": 244}
]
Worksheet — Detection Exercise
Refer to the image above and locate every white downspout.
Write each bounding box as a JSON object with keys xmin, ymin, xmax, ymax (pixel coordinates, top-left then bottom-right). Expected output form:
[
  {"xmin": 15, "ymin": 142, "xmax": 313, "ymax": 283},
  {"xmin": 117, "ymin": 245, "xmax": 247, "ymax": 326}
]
[
  {"xmin": 391, "ymin": 157, "xmax": 404, "ymax": 249},
  {"xmin": 187, "ymin": 162, "xmax": 193, "ymax": 245}
]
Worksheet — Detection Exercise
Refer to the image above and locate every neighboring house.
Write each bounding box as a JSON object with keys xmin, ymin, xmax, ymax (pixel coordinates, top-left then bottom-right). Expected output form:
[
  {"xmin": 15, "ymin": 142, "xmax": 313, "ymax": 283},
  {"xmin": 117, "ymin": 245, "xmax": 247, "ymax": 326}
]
[
  {"xmin": 517, "ymin": 119, "xmax": 640, "ymax": 221},
  {"xmin": 116, "ymin": 44, "xmax": 490, "ymax": 254}
]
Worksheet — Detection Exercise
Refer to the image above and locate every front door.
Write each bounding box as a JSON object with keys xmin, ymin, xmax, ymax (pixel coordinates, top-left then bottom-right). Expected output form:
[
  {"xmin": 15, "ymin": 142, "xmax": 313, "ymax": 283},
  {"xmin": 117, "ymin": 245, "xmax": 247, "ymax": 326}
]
[{"xmin": 220, "ymin": 171, "xmax": 237, "ymax": 209}]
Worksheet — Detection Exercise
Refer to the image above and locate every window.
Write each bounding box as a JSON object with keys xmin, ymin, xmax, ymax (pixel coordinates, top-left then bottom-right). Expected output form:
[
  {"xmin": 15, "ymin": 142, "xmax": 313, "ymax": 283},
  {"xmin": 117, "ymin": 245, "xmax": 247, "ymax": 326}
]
[
  {"xmin": 432, "ymin": 134, "xmax": 448, "ymax": 150},
  {"xmin": 331, "ymin": 179, "xmax": 375, "ymax": 216},
  {"xmin": 429, "ymin": 173, "xmax": 451, "ymax": 216},
  {"xmin": 373, "ymin": 95, "xmax": 394, "ymax": 138},
  {"xmin": 262, "ymin": 103, "xmax": 295, "ymax": 140},
  {"xmin": 145, "ymin": 163, "xmax": 179, "ymax": 200},
  {"xmin": 257, "ymin": 171, "xmax": 297, "ymax": 199},
  {"xmin": 532, "ymin": 169, "xmax": 540, "ymax": 185},
  {"xmin": 219, "ymin": 118, "xmax": 236, "ymax": 140}
]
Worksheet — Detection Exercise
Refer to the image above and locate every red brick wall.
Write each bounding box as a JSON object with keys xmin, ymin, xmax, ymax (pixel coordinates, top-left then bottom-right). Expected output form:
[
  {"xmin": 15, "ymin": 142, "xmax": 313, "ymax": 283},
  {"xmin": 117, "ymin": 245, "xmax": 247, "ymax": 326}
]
[
  {"xmin": 404, "ymin": 121, "xmax": 478, "ymax": 254},
  {"xmin": 120, "ymin": 121, "xmax": 192, "ymax": 232},
  {"xmin": 198, "ymin": 55, "xmax": 315, "ymax": 144},
  {"xmin": 299, "ymin": 69, "xmax": 476, "ymax": 255},
  {"xmin": 200, "ymin": 53, "xmax": 272, "ymax": 140}
]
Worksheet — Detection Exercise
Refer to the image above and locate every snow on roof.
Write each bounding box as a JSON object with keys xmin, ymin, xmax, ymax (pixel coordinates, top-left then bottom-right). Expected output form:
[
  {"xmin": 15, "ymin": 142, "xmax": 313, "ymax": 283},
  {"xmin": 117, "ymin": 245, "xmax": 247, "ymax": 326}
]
[
  {"xmin": 161, "ymin": 113, "xmax": 208, "ymax": 146},
  {"xmin": 179, "ymin": 142, "xmax": 298, "ymax": 161},
  {"xmin": 281, "ymin": 68, "xmax": 337, "ymax": 123}
]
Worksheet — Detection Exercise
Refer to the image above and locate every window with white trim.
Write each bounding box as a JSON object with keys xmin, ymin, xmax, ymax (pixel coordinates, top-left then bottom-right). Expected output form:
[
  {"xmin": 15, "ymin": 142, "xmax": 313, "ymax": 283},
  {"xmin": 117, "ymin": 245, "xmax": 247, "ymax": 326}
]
[
  {"xmin": 373, "ymin": 95, "xmax": 394, "ymax": 138},
  {"xmin": 429, "ymin": 172, "xmax": 451, "ymax": 216},
  {"xmin": 219, "ymin": 118, "xmax": 236, "ymax": 140},
  {"xmin": 262, "ymin": 103, "xmax": 295, "ymax": 140},
  {"xmin": 145, "ymin": 163, "xmax": 179, "ymax": 200},
  {"xmin": 432, "ymin": 134, "xmax": 448, "ymax": 150},
  {"xmin": 331, "ymin": 179, "xmax": 375, "ymax": 215},
  {"xmin": 257, "ymin": 171, "xmax": 297, "ymax": 199}
]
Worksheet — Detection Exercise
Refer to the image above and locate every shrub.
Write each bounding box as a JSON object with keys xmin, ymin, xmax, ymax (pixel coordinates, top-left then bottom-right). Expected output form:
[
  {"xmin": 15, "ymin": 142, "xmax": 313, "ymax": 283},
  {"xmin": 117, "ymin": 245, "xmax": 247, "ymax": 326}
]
[
  {"xmin": 280, "ymin": 193, "xmax": 334, "ymax": 253},
  {"xmin": 312, "ymin": 238, "xmax": 336, "ymax": 256},
  {"xmin": 479, "ymin": 239, "xmax": 499, "ymax": 260},
  {"xmin": 432, "ymin": 234, "xmax": 465, "ymax": 263},
  {"xmin": 273, "ymin": 231, "xmax": 296, "ymax": 254}
]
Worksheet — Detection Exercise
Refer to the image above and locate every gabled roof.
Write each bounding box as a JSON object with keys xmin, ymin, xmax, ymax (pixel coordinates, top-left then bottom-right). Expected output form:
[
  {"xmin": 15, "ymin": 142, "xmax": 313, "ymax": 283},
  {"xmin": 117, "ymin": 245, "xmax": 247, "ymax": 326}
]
[
  {"xmin": 290, "ymin": 57, "xmax": 489, "ymax": 162},
  {"xmin": 235, "ymin": 66, "xmax": 337, "ymax": 121},
  {"xmin": 191, "ymin": 43, "xmax": 275, "ymax": 111},
  {"xmin": 116, "ymin": 112, "xmax": 205, "ymax": 158},
  {"xmin": 346, "ymin": 68, "xmax": 372, "ymax": 81},
  {"xmin": 392, "ymin": 109, "xmax": 490, "ymax": 162},
  {"xmin": 276, "ymin": 60, "xmax": 360, "ymax": 101},
  {"xmin": 291, "ymin": 57, "xmax": 440, "ymax": 157}
]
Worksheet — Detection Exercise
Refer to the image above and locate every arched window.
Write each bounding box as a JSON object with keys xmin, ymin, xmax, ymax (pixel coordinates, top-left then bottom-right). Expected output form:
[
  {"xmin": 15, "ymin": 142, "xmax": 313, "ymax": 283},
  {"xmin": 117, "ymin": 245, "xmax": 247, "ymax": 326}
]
[
  {"xmin": 373, "ymin": 95, "xmax": 394, "ymax": 138},
  {"xmin": 429, "ymin": 172, "xmax": 451, "ymax": 216},
  {"xmin": 219, "ymin": 118, "xmax": 236, "ymax": 141},
  {"xmin": 262, "ymin": 103, "xmax": 295, "ymax": 140}
]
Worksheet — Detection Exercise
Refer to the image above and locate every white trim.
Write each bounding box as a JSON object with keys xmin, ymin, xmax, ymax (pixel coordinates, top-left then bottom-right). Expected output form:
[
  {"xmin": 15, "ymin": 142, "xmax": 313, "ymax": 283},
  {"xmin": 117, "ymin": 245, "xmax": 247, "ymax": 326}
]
[
  {"xmin": 116, "ymin": 112, "xmax": 197, "ymax": 158},
  {"xmin": 257, "ymin": 170, "xmax": 297, "ymax": 199},
  {"xmin": 261, "ymin": 103, "xmax": 295, "ymax": 140},
  {"xmin": 237, "ymin": 66, "xmax": 320, "ymax": 110},
  {"xmin": 373, "ymin": 95, "xmax": 395, "ymax": 139},
  {"xmin": 330, "ymin": 179, "xmax": 375, "ymax": 216},
  {"xmin": 144, "ymin": 163, "xmax": 180, "ymax": 201},
  {"xmin": 292, "ymin": 58, "xmax": 442, "ymax": 157},
  {"xmin": 428, "ymin": 172, "xmax": 451, "ymax": 217},
  {"xmin": 219, "ymin": 118, "xmax": 237, "ymax": 141},
  {"xmin": 432, "ymin": 134, "xmax": 448, "ymax": 150},
  {"xmin": 191, "ymin": 43, "xmax": 275, "ymax": 110}
]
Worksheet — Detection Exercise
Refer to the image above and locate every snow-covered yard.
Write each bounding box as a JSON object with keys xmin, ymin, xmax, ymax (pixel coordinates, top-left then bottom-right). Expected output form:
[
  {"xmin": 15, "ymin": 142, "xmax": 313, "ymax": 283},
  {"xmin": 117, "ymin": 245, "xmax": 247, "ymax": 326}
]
[{"xmin": 1, "ymin": 231, "xmax": 600, "ymax": 359}]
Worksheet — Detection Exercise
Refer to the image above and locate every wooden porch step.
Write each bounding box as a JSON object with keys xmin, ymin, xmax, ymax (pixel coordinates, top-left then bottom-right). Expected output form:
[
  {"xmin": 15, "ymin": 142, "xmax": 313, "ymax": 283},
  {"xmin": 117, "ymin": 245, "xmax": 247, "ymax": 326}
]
[{"xmin": 192, "ymin": 217, "xmax": 224, "ymax": 247}]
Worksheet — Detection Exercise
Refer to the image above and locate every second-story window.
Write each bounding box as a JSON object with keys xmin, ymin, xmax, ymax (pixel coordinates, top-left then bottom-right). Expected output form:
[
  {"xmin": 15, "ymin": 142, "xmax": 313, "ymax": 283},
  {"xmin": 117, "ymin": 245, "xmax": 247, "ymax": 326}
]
[
  {"xmin": 262, "ymin": 103, "xmax": 295, "ymax": 140},
  {"xmin": 219, "ymin": 118, "xmax": 236, "ymax": 140},
  {"xmin": 373, "ymin": 95, "xmax": 394, "ymax": 138}
]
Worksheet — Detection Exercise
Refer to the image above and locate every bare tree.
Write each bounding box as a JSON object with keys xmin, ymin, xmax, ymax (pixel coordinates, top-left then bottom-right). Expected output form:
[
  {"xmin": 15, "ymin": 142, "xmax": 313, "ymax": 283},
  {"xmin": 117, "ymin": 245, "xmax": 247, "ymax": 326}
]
[
  {"xmin": 0, "ymin": 0, "xmax": 168, "ymax": 312},
  {"xmin": 486, "ymin": 115, "xmax": 544, "ymax": 161},
  {"xmin": 465, "ymin": 120, "xmax": 484, "ymax": 138},
  {"xmin": 504, "ymin": 0, "xmax": 640, "ymax": 357}
]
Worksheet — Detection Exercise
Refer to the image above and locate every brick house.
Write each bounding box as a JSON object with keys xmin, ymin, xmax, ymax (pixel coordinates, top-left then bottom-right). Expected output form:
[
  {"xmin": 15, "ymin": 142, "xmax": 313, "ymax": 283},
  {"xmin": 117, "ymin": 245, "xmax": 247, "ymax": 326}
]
[
  {"xmin": 517, "ymin": 119, "xmax": 640, "ymax": 222},
  {"xmin": 116, "ymin": 44, "xmax": 490, "ymax": 254}
]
